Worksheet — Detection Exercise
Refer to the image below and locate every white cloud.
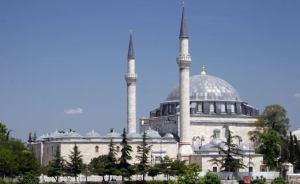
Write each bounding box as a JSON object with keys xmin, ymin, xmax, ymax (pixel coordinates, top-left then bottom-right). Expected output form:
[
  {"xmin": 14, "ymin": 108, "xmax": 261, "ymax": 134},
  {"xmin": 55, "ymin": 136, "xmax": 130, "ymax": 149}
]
[
  {"xmin": 294, "ymin": 93, "xmax": 300, "ymax": 98},
  {"xmin": 64, "ymin": 108, "xmax": 83, "ymax": 115}
]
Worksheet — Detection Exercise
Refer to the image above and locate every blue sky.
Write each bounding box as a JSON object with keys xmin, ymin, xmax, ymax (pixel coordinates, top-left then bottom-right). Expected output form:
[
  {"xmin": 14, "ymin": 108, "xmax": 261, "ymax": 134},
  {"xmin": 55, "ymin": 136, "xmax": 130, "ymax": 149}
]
[{"xmin": 0, "ymin": 0, "xmax": 299, "ymax": 140}]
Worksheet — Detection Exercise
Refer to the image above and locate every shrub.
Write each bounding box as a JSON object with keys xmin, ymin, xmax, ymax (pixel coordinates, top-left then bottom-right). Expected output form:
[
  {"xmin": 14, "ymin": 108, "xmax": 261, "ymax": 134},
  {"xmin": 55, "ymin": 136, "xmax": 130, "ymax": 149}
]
[
  {"xmin": 251, "ymin": 176, "xmax": 267, "ymax": 184},
  {"xmin": 0, "ymin": 180, "xmax": 16, "ymax": 184},
  {"xmin": 271, "ymin": 177, "xmax": 286, "ymax": 184},
  {"xmin": 17, "ymin": 172, "xmax": 39, "ymax": 184},
  {"xmin": 200, "ymin": 172, "xmax": 220, "ymax": 184}
]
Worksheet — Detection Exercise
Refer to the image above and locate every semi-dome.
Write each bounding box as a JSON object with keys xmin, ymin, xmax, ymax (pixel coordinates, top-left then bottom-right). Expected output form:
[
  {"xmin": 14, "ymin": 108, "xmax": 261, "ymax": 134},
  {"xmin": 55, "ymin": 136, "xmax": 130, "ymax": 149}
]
[{"xmin": 166, "ymin": 73, "xmax": 241, "ymax": 102}]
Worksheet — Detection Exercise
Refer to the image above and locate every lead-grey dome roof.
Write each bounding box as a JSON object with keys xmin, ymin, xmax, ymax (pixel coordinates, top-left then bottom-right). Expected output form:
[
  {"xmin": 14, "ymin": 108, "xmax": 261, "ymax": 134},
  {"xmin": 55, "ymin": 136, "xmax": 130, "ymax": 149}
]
[{"xmin": 166, "ymin": 74, "xmax": 241, "ymax": 102}]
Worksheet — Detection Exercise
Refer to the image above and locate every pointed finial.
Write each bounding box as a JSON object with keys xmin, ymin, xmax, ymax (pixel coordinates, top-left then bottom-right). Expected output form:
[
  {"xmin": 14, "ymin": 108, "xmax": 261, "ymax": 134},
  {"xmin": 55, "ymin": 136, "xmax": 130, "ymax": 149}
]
[
  {"xmin": 128, "ymin": 31, "xmax": 135, "ymax": 60},
  {"xmin": 201, "ymin": 65, "xmax": 207, "ymax": 75},
  {"xmin": 179, "ymin": 0, "xmax": 188, "ymax": 38}
]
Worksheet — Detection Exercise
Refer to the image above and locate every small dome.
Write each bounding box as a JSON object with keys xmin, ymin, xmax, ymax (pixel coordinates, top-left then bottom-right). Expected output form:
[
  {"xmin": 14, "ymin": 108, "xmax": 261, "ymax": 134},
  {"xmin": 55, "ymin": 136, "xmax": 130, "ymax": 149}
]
[
  {"xmin": 292, "ymin": 129, "xmax": 300, "ymax": 140},
  {"xmin": 107, "ymin": 131, "xmax": 121, "ymax": 138},
  {"xmin": 145, "ymin": 129, "xmax": 161, "ymax": 138},
  {"xmin": 86, "ymin": 130, "xmax": 100, "ymax": 137},
  {"xmin": 163, "ymin": 133, "xmax": 174, "ymax": 139},
  {"xmin": 63, "ymin": 131, "xmax": 81, "ymax": 138},
  {"xmin": 49, "ymin": 130, "xmax": 63, "ymax": 138},
  {"xmin": 166, "ymin": 74, "xmax": 241, "ymax": 102},
  {"xmin": 127, "ymin": 132, "xmax": 142, "ymax": 138}
]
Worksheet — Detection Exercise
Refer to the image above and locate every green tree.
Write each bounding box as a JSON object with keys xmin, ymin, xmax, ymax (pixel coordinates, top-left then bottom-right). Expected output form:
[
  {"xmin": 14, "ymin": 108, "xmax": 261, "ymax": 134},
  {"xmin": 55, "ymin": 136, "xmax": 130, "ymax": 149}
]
[
  {"xmin": 160, "ymin": 156, "xmax": 173, "ymax": 180},
  {"xmin": 107, "ymin": 139, "xmax": 118, "ymax": 181},
  {"xmin": 66, "ymin": 144, "xmax": 83, "ymax": 181},
  {"xmin": 249, "ymin": 105, "xmax": 289, "ymax": 146},
  {"xmin": 89, "ymin": 155, "xmax": 109, "ymax": 182},
  {"xmin": 136, "ymin": 132, "xmax": 152, "ymax": 181},
  {"xmin": 258, "ymin": 130, "xmax": 280, "ymax": 170},
  {"xmin": 46, "ymin": 148, "xmax": 64, "ymax": 182},
  {"xmin": 0, "ymin": 148, "xmax": 17, "ymax": 179},
  {"xmin": 0, "ymin": 122, "xmax": 40, "ymax": 179},
  {"xmin": 148, "ymin": 165, "xmax": 161, "ymax": 180},
  {"xmin": 82, "ymin": 164, "xmax": 91, "ymax": 183},
  {"xmin": 288, "ymin": 132, "xmax": 295, "ymax": 164},
  {"xmin": 0, "ymin": 123, "xmax": 8, "ymax": 140},
  {"xmin": 210, "ymin": 130, "xmax": 245, "ymax": 172},
  {"xmin": 169, "ymin": 160, "xmax": 187, "ymax": 177},
  {"xmin": 293, "ymin": 135, "xmax": 300, "ymax": 169},
  {"xmin": 17, "ymin": 149, "xmax": 40, "ymax": 176},
  {"xmin": 118, "ymin": 128, "xmax": 133, "ymax": 182}
]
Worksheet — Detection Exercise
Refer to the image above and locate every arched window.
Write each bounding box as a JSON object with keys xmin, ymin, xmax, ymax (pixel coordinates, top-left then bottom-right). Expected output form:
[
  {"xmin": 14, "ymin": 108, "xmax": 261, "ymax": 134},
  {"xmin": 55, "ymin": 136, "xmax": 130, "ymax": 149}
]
[
  {"xmin": 231, "ymin": 104, "xmax": 235, "ymax": 113},
  {"xmin": 210, "ymin": 104, "xmax": 215, "ymax": 113},
  {"xmin": 197, "ymin": 103, "xmax": 202, "ymax": 112},
  {"xmin": 95, "ymin": 146, "xmax": 99, "ymax": 153},
  {"xmin": 221, "ymin": 104, "xmax": 226, "ymax": 113}
]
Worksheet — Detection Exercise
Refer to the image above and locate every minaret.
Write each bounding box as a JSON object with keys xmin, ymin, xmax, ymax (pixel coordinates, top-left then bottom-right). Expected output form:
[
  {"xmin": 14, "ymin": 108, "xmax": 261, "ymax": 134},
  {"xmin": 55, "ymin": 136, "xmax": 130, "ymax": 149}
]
[
  {"xmin": 177, "ymin": 1, "xmax": 193, "ymax": 159},
  {"xmin": 125, "ymin": 33, "xmax": 137, "ymax": 134}
]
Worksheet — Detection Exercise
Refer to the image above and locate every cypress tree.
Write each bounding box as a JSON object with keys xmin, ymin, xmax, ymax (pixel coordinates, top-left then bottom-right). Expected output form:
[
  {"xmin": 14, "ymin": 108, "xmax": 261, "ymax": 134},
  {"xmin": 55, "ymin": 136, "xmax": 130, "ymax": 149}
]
[
  {"xmin": 119, "ymin": 128, "xmax": 133, "ymax": 182},
  {"xmin": 66, "ymin": 144, "xmax": 83, "ymax": 182},
  {"xmin": 46, "ymin": 147, "xmax": 64, "ymax": 182},
  {"xmin": 288, "ymin": 132, "xmax": 295, "ymax": 164},
  {"xmin": 107, "ymin": 139, "xmax": 117, "ymax": 181},
  {"xmin": 210, "ymin": 130, "xmax": 245, "ymax": 172},
  {"xmin": 293, "ymin": 135, "xmax": 300, "ymax": 165},
  {"xmin": 136, "ymin": 132, "xmax": 152, "ymax": 181}
]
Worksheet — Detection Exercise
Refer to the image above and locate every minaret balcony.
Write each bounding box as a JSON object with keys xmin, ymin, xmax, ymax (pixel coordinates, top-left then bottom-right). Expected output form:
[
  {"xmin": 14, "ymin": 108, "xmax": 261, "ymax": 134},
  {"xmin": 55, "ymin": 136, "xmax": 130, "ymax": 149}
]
[
  {"xmin": 177, "ymin": 57, "xmax": 191, "ymax": 69},
  {"xmin": 125, "ymin": 73, "xmax": 137, "ymax": 83},
  {"xmin": 177, "ymin": 55, "xmax": 191, "ymax": 61}
]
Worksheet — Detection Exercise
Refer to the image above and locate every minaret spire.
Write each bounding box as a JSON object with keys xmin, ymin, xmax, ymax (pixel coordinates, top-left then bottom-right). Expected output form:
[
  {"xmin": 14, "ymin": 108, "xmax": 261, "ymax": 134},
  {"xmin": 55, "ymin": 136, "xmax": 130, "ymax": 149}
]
[
  {"xmin": 179, "ymin": 0, "xmax": 188, "ymax": 38},
  {"xmin": 125, "ymin": 32, "xmax": 137, "ymax": 134},
  {"xmin": 128, "ymin": 32, "xmax": 135, "ymax": 60}
]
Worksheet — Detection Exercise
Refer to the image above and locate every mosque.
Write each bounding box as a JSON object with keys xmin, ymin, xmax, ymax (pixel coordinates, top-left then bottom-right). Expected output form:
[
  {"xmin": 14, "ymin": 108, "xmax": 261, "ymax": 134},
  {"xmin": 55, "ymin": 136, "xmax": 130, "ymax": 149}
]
[{"xmin": 29, "ymin": 3, "xmax": 264, "ymax": 172}]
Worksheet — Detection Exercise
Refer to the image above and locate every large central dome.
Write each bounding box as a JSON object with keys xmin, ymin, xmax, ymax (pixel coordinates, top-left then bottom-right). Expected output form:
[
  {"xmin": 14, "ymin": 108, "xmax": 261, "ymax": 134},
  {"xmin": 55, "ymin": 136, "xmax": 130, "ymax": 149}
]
[{"xmin": 166, "ymin": 74, "xmax": 241, "ymax": 102}]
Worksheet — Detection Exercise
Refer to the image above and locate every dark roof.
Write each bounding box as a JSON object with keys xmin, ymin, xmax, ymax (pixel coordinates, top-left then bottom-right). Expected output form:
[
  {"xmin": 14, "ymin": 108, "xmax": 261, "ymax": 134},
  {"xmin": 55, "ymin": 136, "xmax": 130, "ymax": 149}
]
[{"xmin": 127, "ymin": 34, "xmax": 135, "ymax": 60}]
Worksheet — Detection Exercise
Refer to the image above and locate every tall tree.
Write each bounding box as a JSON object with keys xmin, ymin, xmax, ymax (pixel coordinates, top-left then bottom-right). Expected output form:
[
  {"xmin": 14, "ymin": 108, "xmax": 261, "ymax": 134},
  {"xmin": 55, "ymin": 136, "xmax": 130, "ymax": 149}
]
[
  {"xmin": 107, "ymin": 139, "xmax": 117, "ymax": 181},
  {"xmin": 293, "ymin": 135, "xmax": 300, "ymax": 169},
  {"xmin": 258, "ymin": 130, "xmax": 281, "ymax": 170},
  {"xmin": 118, "ymin": 128, "xmax": 133, "ymax": 182},
  {"xmin": 0, "ymin": 148, "xmax": 17, "ymax": 179},
  {"xmin": 210, "ymin": 130, "xmax": 245, "ymax": 172},
  {"xmin": 249, "ymin": 105, "xmax": 289, "ymax": 146},
  {"xmin": 0, "ymin": 122, "xmax": 8, "ymax": 141},
  {"xmin": 136, "ymin": 132, "xmax": 152, "ymax": 181},
  {"xmin": 66, "ymin": 144, "xmax": 83, "ymax": 182},
  {"xmin": 288, "ymin": 132, "xmax": 295, "ymax": 164},
  {"xmin": 89, "ymin": 155, "xmax": 109, "ymax": 182},
  {"xmin": 160, "ymin": 156, "xmax": 173, "ymax": 181},
  {"xmin": 148, "ymin": 165, "xmax": 161, "ymax": 180},
  {"xmin": 169, "ymin": 160, "xmax": 187, "ymax": 177},
  {"xmin": 0, "ymin": 122, "xmax": 40, "ymax": 179},
  {"xmin": 46, "ymin": 148, "xmax": 65, "ymax": 182}
]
